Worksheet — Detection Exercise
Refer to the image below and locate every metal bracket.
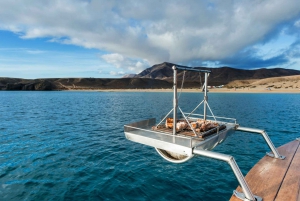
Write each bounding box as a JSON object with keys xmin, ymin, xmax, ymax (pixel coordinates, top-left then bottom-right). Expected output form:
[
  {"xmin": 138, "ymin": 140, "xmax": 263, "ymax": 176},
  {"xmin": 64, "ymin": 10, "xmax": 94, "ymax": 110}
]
[
  {"xmin": 266, "ymin": 152, "xmax": 286, "ymax": 160},
  {"xmin": 233, "ymin": 190, "xmax": 262, "ymax": 201},
  {"xmin": 236, "ymin": 126, "xmax": 285, "ymax": 160},
  {"xmin": 193, "ymin": 149, "xmax": 257, "ymax": 201}
]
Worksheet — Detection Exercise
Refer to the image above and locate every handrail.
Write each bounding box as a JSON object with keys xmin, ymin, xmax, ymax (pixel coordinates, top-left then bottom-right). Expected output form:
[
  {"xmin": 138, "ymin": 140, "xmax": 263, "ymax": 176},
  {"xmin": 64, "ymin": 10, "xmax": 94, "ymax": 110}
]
[
  {"xmin": 193, "ymin": 149, "xmax": 262, "ymax": 201},
  {"xmin": 185, "ymin": 113, "xmax": 237, "ymax": 124},
  {"xmin": 236, "ymin": 126, "xmax": 285, "ymax": 160}
]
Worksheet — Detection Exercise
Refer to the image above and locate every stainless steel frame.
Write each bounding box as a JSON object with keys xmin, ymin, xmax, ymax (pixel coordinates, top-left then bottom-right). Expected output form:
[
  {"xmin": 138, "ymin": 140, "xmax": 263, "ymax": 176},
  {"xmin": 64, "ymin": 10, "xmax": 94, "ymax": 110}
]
[
  {"xmin": 154, "ymin": 66, "xmax": 215, "ymax": 137},
  {"xmin": 124, "ymin": 65, "xmax": 285, "ymax": 201},
  {"xmin": 173, "ymin": 66, "xmax": 177, "ymax": 135},
  {"xmin": 236, "ymin": 127, "xmax": 285, "ymax": 159},
  {"xmin": 203, "ymin": 72, "xmax": 208, "ymax": 120},
  {"xmin": 193, "ymin": 149, "xmax": 262, "ymax": 201},
  {"xmin": 124, "ymin": 118, "xmax": 237, "ymax": 158}
]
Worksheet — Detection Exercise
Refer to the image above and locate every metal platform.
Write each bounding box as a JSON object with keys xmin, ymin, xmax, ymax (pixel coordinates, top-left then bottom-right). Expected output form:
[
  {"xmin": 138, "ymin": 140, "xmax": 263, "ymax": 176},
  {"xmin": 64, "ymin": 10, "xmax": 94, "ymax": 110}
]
[
  {"xmin": 124, "ymin": 114, "xmax": 237, "ymax": 157},
  {"xmin": 124, "ymin": 65, "xmax": 285, "ymax": 201}
]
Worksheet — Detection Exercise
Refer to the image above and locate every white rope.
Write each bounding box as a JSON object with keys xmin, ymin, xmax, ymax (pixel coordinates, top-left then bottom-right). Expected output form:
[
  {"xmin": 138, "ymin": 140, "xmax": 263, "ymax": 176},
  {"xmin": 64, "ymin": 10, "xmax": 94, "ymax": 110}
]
[
  {"xmin": 199, "ymin": 72, "xmax": 202, "ymax": 89},
  {"xmin": 178, "ymin": 70, "xmax": 186, "ymax": 100}
]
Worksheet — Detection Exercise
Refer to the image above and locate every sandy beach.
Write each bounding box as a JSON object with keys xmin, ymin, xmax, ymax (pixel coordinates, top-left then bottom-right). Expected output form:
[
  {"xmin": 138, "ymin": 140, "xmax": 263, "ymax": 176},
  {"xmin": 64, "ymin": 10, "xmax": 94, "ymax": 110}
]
[
  {"xmin": 81, "ymin": 87, "xmax": 300, "ymax": 93},
  {"xmin": 63, "ymin": 75, "xmax": 300, "ymax": 93}
]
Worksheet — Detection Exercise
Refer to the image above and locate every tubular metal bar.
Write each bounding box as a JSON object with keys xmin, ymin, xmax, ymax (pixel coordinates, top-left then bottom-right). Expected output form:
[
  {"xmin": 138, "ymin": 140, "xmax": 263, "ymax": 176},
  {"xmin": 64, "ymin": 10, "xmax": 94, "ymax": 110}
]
[
  {"xmin": 203, "ymin": 73, "xmax": 208, "ymax": 121},
  {"xmin": 193, "ymin": 149, "xmax": 259, "ymax": 201},
  {"xmin": 237, "ymin": 126, "xmax": 285, "ymax": 160},
  {"xmin": 186, "ymin": 99, "xmax": 205, "ymax": 119},
  {"xmin": 205, "ymin": 100, "xmax": 217, "ymax": 122},
  {"xmin": 156, "ymin": 108, "xmax": 174, "ymax": 128},
  {"xmin": 175, "ymin": 66, "xmax": 211, "ymax": 73},
  {"xmin": 124, "ymin": 125, "xmax": 194, "ymax": 141},
  {"xmin": 185, "ymin": 113, "xmax": 237, "ymax": 124},
  {"xmin": 173, "ymin": 66, "xmax": 178, "ymax": 135},
  {"xmin": 178, "ymin": 107, "xmax": 198, "ymax": 137}
]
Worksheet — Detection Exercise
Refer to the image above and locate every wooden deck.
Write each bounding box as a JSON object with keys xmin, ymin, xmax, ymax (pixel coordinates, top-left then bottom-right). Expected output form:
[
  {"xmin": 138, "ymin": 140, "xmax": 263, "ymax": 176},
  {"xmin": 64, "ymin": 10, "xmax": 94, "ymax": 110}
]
[{"xmin": 229, "ymin": 139, "xmax": 300, "ymax": 201}]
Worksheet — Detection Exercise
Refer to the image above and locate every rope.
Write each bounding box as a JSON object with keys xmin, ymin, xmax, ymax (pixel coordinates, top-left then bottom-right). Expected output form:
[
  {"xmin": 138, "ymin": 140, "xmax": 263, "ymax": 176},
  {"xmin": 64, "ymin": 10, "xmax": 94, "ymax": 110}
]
[
  {"xmin": 178, "ymin": 70, "xmax": 186, "ymax": 100},
  {"xmin": 199, "ymin": 72, "xmax": 202, "ymax": 89}
]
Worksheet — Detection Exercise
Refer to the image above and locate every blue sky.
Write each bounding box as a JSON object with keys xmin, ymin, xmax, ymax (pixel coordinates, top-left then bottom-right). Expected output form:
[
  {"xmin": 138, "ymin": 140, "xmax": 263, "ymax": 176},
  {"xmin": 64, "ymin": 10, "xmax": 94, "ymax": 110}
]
[{"xmin": 0, "ymin": 0, "xmax": 300, "ymax": 79}]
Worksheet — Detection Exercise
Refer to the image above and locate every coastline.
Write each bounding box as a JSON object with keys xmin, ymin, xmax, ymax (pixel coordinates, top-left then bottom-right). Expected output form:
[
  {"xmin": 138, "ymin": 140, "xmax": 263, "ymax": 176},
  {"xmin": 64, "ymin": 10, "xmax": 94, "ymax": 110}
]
[{"xmin": 64, "ymin": 87, "xmax": 300, "ymax": 93}]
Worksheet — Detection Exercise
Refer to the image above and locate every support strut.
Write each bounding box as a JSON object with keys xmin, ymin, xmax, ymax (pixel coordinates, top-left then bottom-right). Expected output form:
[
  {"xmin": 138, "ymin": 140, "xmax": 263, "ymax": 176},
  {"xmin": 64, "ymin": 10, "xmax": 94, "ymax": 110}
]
[
  {"xmin": 172, "ymin": 66, "xmax": 178, "ymax": 135},
  {"xmin": 236, "ymin": 126, "xmax": 285, "ymax": 160},
  {"xmin": 193, "ymin": 149, "xmax": 262, "ymax": 201}
]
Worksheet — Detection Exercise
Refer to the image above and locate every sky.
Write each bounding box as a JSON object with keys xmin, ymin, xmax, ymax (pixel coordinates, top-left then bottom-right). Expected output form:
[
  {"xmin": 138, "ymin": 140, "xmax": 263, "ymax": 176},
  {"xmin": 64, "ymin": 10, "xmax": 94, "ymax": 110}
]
[{"xmin": 0, "ymin": 0, "xmax": 300, "ymax": 79}]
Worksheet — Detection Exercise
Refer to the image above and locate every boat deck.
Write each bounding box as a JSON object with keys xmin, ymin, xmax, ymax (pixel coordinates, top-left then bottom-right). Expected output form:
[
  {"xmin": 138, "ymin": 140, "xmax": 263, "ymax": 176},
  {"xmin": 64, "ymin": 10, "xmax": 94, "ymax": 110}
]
[{"xmin": 229, "ymin": 139, "xmax": 300, "ymax": 201}]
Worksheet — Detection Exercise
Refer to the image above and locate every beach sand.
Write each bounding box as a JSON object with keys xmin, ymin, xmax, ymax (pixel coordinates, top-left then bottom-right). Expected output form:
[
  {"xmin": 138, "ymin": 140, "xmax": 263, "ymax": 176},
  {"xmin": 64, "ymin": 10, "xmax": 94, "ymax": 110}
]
[
  {"xmin": 82, "ymin": 87, "xmax": 300, "ymax": 93},
  {"xmin": 67, "ymin": 75, "xmax": 300, "ymax": 93}
]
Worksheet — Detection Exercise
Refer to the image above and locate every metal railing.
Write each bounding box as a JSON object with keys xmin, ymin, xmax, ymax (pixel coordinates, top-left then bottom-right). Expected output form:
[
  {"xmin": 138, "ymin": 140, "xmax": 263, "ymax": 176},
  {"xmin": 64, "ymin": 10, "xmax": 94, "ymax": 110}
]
[
  {"xmin": 193, "ymin": 149, "xmax": 262, "ymax": 201},
  {"xmin": 237, "ymin": 126, "xmax": 285, "ymax": 160},
  {"xmin": 184, "ymin": 113, "xmax": 237, "ymax": 124},
  {"xmin": 124, "ymin": 122, "xmax": 198, "ymax": 148}
]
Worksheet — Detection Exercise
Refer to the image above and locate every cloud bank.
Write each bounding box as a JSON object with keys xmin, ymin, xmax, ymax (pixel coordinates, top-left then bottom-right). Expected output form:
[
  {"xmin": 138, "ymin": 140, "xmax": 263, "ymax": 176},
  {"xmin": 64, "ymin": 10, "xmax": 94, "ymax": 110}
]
[{"xmin": 0, "ymin": 0, "xmax": 300, "ymax": 73}]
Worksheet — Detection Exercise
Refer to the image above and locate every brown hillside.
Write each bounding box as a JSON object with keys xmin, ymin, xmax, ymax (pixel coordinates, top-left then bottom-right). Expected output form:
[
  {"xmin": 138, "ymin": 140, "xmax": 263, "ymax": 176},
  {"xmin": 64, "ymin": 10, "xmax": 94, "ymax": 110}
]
[
  {"xmin": 1, "ymin": 62, "xmax": 300, "ymax": 91},
  {"xmin": 225, "ymin": 75, "xmax": 300, "ymax": 90},
  {"xmin": 136, "ymin": 62, "xmax": 300, "ymax": 85}
]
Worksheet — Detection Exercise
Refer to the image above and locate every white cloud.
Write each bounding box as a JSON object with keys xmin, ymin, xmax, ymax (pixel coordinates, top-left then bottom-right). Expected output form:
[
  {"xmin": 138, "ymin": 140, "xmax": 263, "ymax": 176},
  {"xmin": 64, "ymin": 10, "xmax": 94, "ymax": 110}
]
[
  {"xmin": 110, "ymin": 71, "xmax": 125, "ymax": 76},
  {"xmin": 101, "ymin": 53, "xmax": 124, "ymax": 68},
  {"xmin": 26, "ymin": 50, "xmax": 46, "ymax": 54},
  {"xmin": 101, "ymin": 53, "xmax": 149, "ymax": 74},
  {"xmin": 295, "ymin": 20, "xmax": 300, "ymax": 28},
  {"xmin": 0, "ymin": 0, "xmax": 300, "ymax": 71}
]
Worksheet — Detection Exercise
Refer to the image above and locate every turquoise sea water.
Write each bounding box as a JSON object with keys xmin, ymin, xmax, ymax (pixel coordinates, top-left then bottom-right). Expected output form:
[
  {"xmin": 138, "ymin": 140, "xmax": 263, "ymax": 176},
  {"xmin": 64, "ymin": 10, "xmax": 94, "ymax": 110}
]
[{"xmin": 0, "ymin": 91, "xmax": 299, "ymax": 201}]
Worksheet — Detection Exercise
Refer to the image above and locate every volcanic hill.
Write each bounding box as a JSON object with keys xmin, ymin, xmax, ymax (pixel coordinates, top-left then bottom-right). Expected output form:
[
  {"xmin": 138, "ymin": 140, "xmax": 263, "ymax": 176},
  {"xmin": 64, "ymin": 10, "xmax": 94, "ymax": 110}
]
[{"xmin": 1, "ymin": 62, "xmax": 300, "ymax": 90}]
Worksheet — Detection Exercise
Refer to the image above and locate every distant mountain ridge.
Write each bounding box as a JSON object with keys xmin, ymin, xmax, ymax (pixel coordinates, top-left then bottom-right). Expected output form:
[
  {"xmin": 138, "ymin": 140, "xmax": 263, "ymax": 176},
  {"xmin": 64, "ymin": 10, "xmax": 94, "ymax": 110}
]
[
  {"xmin": 0, "ymin": 77, "xmax": 173, "ymax": 90},
  {"xmin": 134, "ymin": 62, "xmax": 300, "ymax": 86},
  {"xmin": 1, "ymin": 62, "xmax": 300, "ymax": 90}
]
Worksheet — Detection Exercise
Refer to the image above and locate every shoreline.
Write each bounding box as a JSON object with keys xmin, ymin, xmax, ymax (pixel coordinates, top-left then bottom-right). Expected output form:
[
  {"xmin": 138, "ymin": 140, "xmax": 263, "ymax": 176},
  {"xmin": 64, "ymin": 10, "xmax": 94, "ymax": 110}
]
[{"xmin": 62, "ymin": 88, "xmax": 300, "ymax": 93}]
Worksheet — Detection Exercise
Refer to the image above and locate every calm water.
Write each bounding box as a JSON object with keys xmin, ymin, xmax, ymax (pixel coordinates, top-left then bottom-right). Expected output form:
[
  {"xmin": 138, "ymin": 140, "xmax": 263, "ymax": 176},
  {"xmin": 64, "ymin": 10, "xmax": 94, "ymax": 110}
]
[{"xmin": 0, "ymin": 91, "xmax": 299, "ymax": 201}]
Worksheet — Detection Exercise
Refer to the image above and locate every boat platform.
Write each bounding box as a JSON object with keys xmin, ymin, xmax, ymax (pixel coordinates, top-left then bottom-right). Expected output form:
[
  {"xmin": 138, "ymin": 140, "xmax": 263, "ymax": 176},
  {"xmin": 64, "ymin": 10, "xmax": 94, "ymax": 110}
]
[
  {"xmin": 230, "ymin": 139, "xmax": 300, "ymax": 201},
  {"xmin": 124, "ymin": 65, "xmax": 295, "ymax": 200},
  {"xmin": 124, "ymin": 117, "xmax": 236, "ymax": 158}
]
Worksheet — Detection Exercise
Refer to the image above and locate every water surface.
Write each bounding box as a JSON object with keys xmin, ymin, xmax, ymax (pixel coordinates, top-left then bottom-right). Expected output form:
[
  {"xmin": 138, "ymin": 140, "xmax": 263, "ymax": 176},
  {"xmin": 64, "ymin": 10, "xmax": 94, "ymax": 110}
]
[{"xmin": 0, "ymin": 91, "xmax": 299, "ymax": 200}]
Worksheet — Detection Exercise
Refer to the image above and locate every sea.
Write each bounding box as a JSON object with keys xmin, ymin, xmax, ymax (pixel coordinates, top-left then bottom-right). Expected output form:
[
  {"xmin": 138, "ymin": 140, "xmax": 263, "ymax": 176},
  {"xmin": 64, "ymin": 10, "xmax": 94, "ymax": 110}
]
[{"xmin": 0, "ymin": 91, "xmax": 299, "ymax": 201}]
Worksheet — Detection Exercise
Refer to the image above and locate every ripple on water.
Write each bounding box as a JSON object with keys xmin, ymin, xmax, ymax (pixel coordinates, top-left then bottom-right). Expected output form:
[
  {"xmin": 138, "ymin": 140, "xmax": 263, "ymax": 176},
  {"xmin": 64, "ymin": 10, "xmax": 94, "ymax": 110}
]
[{"xmin": 0, "ymin": 92, "xmax": 299, "ymax": 200}]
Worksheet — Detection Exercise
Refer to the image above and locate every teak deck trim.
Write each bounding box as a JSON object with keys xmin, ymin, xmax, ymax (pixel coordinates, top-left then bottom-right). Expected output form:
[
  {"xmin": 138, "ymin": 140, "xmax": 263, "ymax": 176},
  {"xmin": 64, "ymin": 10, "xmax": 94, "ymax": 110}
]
[{"xmin": 229, "ymin": 140, "xmax": 300, "ymax": 201}]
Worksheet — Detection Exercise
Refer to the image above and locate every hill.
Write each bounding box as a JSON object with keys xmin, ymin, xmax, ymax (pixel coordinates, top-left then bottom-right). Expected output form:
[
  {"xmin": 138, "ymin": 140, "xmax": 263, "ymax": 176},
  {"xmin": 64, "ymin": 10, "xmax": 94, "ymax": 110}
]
[
  {"xmin": 0, "ymin": 77, "xmax": 173, "ymax": 90},
  {"xmin": 225, "ymin": 75, "xmax": 300, "ymax": 90},
  {"xmin": 135, "ymin": 62, "xmax": 300, "ymax": 86},
  {"xmin": 1, "ymin": 62, "xmax": 300, "ymax": 91}
]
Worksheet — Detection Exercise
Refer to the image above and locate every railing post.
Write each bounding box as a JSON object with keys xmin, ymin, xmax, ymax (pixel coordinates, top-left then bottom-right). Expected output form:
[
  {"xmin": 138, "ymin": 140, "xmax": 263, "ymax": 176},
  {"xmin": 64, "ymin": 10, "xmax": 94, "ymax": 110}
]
[
  {"xmin": 236, "ymin": 126, "xmax": 285, "ymax": 160},
  {"xmin": 193, "ymin": 149, "xmax": 261, "ymax": 201},
  {"xmin": 203, "ymin": 72, "xmax": 208, "ymax": 121},
  {"xmin": 173, "ymin": 66, "xmax": 178, "ymax": 135}
]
